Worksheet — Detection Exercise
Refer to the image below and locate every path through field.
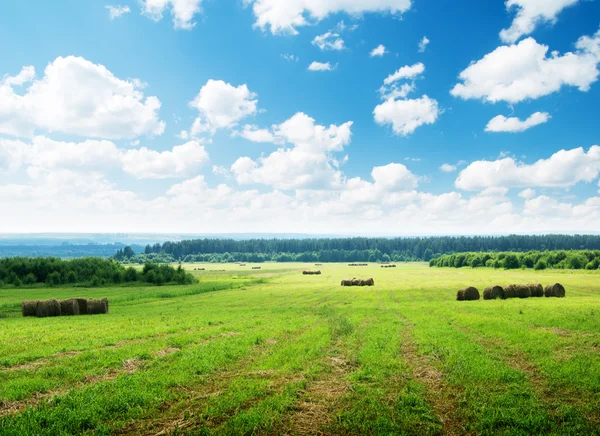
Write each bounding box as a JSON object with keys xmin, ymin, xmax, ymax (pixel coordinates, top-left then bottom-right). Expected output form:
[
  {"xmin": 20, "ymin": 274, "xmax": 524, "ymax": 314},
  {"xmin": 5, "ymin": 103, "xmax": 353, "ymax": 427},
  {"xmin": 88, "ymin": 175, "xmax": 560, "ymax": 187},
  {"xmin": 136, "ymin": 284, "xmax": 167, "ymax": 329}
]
[{"xmin": 1, "ymin": 263, "xmax": 600, "ymax": 435}]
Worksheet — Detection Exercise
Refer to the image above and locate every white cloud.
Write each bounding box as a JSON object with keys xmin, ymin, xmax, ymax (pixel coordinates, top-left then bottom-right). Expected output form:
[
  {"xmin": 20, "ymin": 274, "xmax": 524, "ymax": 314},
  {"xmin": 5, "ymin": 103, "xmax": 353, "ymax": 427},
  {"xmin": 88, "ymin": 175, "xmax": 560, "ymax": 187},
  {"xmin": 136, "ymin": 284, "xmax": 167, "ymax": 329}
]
[
  {"xmin": 312, "ymin": 32, "xmax": 344, "ymax": 50},
  {"xmin": 451, "ymin": 29, "xmax": 600, "ymax": 103},
  {"xmin": 121, "ymin": 141, "xmax": 209, "ymax": 179},
  {"xmin": 500, "ymin": 0, "xmax": 580, "ymax": 44},
  {"xmin": 485, "ymin": 111, "xmax": 550, "ymax": 132},
  {"xmin": 418, "ymin": 36, "xmax": 429, "ymax": 52},
  {"xmin": 519, "ymin": 188, "xmax": 536, "ymax": 199},
  {"xmin": 248, "ymin": 0, "xmax": 412, "ymax": 35},
  {"xmin": 234, "ymin": 125, "xmax": 277, "ymax": 143},
  {"xmin": 231, "ymin": 112, "xmax": 352, "ymax": 189},
  {"xmin": 212, "ymin": 165, "xmax": 230, "ymax": 177},
  {"xmin": 106, "ymin": 5, "xmax": 131, "ymax": 19},
  {"xmin": 308, "ymin": 61, "xmax": 335, "ymax": 71},
  {"xmin": 141, "ymin": 0, "xmax": 203, "ymax": 29},
  {"xmin": 440, "ymin": 163, "xmax": 457, "ymax": 172},
  {"xmin": 383, "ymin": 62, "xmax": 425, "ymax": 85},
  {"xmin": 374, "ymin": 95, "xmax": 439, "ymax": 136},
  {"xmin": 370, "ymin": 44, "xmax": 387, "ymax": 57},
  {"xmin": 0, "ymin": 56, "xmax": 165, "ymax": 139},
  {"xmin": 456, "ymin": 145, "xmax": 600, "ymax": 191},
  {"xmin": 188, "ymin": 80, "xmax": 258, "ymax": 136},
  {"xmin": 282, "ymin": 53, "xmax": 299, "ymax": 62}
]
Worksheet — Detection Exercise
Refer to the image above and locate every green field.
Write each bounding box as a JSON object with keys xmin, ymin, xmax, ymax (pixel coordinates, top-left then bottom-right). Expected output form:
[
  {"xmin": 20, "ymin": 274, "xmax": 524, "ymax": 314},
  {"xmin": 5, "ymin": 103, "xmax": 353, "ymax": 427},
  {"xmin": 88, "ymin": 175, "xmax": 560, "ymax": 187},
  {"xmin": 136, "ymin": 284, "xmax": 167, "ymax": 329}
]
[{"xmin": 1, "ymin": 263, "xmax": 599, "ymax": 435}]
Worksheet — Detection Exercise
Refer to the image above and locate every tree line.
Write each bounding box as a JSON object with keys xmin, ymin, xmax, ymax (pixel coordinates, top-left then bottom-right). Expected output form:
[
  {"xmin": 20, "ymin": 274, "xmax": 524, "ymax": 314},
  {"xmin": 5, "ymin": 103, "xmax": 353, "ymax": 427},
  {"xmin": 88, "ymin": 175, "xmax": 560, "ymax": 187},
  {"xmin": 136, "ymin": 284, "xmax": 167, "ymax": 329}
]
[
  {"xmin": 0, "ymin": 257, "xmax": 197, "ymax": 288},
  {"xmin": 126, "ymin": 234, "xmax": 600, "ymax": 262},
  {"xmin": 429, "ymin": 250, "xmax": 600, "ymax": 270}
]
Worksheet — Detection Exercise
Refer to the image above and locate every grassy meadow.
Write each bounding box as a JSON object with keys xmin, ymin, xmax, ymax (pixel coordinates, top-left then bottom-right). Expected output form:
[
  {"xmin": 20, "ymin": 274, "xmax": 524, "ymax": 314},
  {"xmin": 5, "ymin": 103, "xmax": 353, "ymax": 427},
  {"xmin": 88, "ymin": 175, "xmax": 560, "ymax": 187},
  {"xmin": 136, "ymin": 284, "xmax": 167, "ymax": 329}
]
[{"xmin": 1, "ymin": 262, "xmax": 599, "ymax": 435}]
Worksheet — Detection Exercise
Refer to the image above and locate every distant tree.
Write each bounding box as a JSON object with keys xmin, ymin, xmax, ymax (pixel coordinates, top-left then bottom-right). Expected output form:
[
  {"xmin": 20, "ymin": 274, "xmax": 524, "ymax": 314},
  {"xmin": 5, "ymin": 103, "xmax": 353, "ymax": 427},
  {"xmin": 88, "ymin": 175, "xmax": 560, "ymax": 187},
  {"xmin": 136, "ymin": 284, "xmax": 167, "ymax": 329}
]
[
  {"xmin": 23, "ymin": 273, "xmax": 37, "ymax": 285},
  {"xmin": 423, "ymin": 248, "xmax": 434, "ymax": 262},
  {"xmin": 47, "ymin": 272, "xmax": 62, "ymax": 287},
  {"xmin": 503, "ymin": 254, "xmax": 520, "ymax": 269},
  {"xmin": 534, "ymin": 259, "xmax": 547, "ymax": 270}
]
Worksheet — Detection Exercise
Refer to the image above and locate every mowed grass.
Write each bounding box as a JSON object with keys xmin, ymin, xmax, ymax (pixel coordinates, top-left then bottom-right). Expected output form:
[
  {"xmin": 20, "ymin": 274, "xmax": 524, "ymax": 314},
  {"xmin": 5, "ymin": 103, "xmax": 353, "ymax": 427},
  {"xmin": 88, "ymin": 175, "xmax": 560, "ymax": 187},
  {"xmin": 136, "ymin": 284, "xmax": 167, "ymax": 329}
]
[{"xmin": 1, "ymin": 262, "xmax": 599, "ymax": 435}]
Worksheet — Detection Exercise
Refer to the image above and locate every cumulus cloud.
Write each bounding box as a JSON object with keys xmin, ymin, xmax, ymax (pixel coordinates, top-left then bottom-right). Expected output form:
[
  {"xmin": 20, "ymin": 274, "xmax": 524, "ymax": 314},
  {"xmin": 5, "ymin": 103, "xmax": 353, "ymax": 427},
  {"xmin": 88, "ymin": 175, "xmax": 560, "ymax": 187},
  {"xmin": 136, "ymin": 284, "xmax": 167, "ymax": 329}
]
[
  {"xmin": 231, "ymin": 112, "xmax": 352, "ymax": 189},
  {"xmin": 106, "ymin": 5, "xmax": 130, "ymax": 19},
  {"xmin": 121, "ymin": 141, "xmax": 209, "ymax": 179},
  {"xmin": 456, "ymin": 145, "xmax": 600, "ymax": 191},
  {"xmin": 440, "ymin": 163, "xmax": 457, "ymax": 172},
  {"xmin": 519, "ymin": 188, "xmax": 536, "ymax": 199},
  {"xmin": 0, "ymin": 56, "xmax": 165, "ymax": 139},
  {"xmin": 141, "ymin": 0, "xmax": 203, "ymax": 29},
  {"xmin": 248, "ymin": 0, "xmax": 412, "ymax": 35},
  {"xmin": 312, "ymin": 32, "xmax": 344, "ymax": 50},
  {"xmin": 374, "ymin": 95, "xmax": 439, "ymax": 136},
  {"xmin": 234, "ymin": 125, "xmax": 277, "ymax": 143},
  {"xmin": 451, "ymin": 29, "xmax": 600, "ymax": 103},
  {"xmin": 485, "ymin": 111, "xmax": 550, "ymax": 132},
  {"xmin": 308, "ymin": 61, "xmax": 335, "ymax": 71},
  {"xmin": 383, "ymin": 62, "xmax": 425, "ymax": 85},
  {"xmin": 188, "ymin": 79, "xmax": 258, "ymax": 136},
  {"xmin": 418, "ymin": 36, "xmax": 429, "ymax": 52},
  {"xmin": 500, "ymin": 0, "xmax": 580, "ymax": 44},
  {"xmin": 370, "ymin": 44, "xmax": 387, "ymax": 57}
]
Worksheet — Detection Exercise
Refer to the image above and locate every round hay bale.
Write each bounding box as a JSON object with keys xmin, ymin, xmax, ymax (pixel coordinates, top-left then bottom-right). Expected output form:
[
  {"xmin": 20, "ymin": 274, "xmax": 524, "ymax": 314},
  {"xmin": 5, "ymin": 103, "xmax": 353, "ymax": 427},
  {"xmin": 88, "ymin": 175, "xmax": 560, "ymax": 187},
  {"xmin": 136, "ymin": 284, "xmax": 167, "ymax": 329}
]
[
  {"xmin": 484, "ymin": 285, "xmax": 504, "ymax": 300},
  {"xmin": 35, "ymin": 299, "xmax": 61, "ymax": 318},
  {"xmin": 352, "ymin": 278, "xmax": 361, "ymax": 286},
  {"xmin": 456, "ymin": 289, "xmax": 465, "ymax": 301},
  {"xmin": 357, "ymin": 279, "xmax": 366, "ymax": 286},
  {"xmin": 75, "ymin": 298, "xmax": 88, "ymax": 315},
  {"xmin": 516, "ymin": 284, "xmax": 531, "ymax": 299},
  {"xmin": 303, "ymin": 271, "xmax": 309, "ymax": 275},
  {"xmin": 545, "ymin": 283, "xmax": 566, "ymax": 298},
  {"xmin": 528, "ymin": 283, "xmax": 544, "ymax": 298},
  {"xmin": 59, "ymin": 298, "xmax": 80, "ymax": 316},
  {"xmin": 341, "ymin": 279, "xmax": 352, "ymax": 286},
  {"xmin": 503, "ymin": 284, "xmax": 518, "ymax": 299},
  {"xmin": 21, "ymin": 300, "xmax": 38, "ymax": 317},
  {"xmin": 87, "ymin": 298, "xmax": 107, "ymax": 315},
  {"xmin": 463, "ymin": 287, "xmax": 480, "ymax": 301},
  {"xmin": 364, "ymin": 278, "xmax": 374, "ymax": 286},
  {"xmin": 101, "ymin": 297, "xmax": 109, "ymax": 313}
]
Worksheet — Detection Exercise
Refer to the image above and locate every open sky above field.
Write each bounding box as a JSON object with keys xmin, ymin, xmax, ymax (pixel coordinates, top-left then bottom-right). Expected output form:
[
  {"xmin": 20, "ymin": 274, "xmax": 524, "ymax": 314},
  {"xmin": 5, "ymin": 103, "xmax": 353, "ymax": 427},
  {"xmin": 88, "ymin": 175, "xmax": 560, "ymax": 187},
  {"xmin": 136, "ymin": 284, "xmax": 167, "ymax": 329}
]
[{"xmin": 1, "ymin": 0, "xmax": 600, "ymax": 234}]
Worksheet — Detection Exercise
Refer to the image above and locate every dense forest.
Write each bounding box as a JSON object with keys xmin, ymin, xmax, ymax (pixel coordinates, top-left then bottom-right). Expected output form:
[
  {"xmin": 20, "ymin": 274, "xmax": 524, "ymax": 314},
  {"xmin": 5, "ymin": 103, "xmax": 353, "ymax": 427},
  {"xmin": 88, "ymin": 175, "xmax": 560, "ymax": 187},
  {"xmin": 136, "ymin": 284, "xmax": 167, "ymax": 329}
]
[
  {"xmin": 0, "ymin": 257, "xmax": 196, "ymax": 287},
  {"xmin": 429, "ymin": 250, "xmax": 600, "ymax": 270},
  {"xmin": 113, "ymin": 235, "xmax": 600, "ymax": 263},
  {"xmin": 0, "ymin": 243, "xmax": 145, "ymax": 259}
]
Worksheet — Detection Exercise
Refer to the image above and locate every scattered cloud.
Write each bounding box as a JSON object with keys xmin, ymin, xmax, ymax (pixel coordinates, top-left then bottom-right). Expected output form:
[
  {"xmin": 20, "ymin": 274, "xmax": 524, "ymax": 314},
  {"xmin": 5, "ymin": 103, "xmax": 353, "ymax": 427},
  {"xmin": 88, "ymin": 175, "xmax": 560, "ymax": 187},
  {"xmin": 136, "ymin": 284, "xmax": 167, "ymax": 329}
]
[
  {"xmin": 456, "ymin": 145, "xmax": 600, "ymax": 191},
  {"xmin": 485, "ymin": 111, "xmax": 550, "ymax": 132},
  {"xmin": 312, "ymin": 32, "xmax": 344, "ymax": 50},
  {"xmin": 141, "ymin": 0, "xmax": 203, "ymax": 30},
  {"xmin": 440, "ymin": 163, "xmax": 457, "ymax": 172},
  {"xmin": 308, "ymin": 61, "xmax": 335, "ymax": 71},
  {"xmin": 519, "ymin": 188, "xmax": 536, "ymax": 199},
  {"xmin": 0, "ymin": 56, "xmax": 165, "ymax": 139},
  {"xmin": 248, "ymin": 0, "xmax": 412, "ymax": 35},
  {"xmin": 500, "ymin": 0, "xmax": 580, "ymax": 44},
  {"xmin": 374, "ymin": 95, "xmax": 439, "ymax": 136},
  {"xmin": 383, "ymin": 62, "xmax": 425, "ymax": 85},
  {"xmin": 234, "ymin": 125, "xmax": 277, "ymax": 143},
  {"xmin": 418, "ymin": 36, "xmax": 429, "ymax": 52},
  {"xmin": 451, "ymin": 29, "xmax": 600, "ymax": 103},
  {"xmin": 282, "ymin": 53, "xmax": 299, "ymax": 62},
  {"xmin": 106, "ymin": 5, "xmax": 130, "ymax": 19},
  {"xmin": 188, "ymin": 79, "xmax": 258, "ymax": 136},
  {"xmin": 370, "ymin": 44, "xmax": 387, "ymax": 57}
]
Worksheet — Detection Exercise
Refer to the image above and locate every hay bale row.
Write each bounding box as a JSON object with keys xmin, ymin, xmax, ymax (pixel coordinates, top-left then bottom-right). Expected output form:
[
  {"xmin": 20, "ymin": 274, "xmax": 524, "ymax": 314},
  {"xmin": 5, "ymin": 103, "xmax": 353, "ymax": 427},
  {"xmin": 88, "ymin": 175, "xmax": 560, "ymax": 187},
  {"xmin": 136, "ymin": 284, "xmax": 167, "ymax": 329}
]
[
  {"xmin": 22, "ymin": 297, "xmax": 109, "ymax": 318},
  {"xmin": 457, "ymin": 287, "xmax": 480, "ymax": 301},
  {"xmin": 193, "ymin": 268, "xmax": 205, "ymax": 271},
  {"xmin": 303, "ymin": 270, "xmax": 322, "ymax": 275},
  {"xmin": 348, "ymin": 263, "xmax": 368, "ymax": 266},
  {"xmin": 252, "ymin": 267, "xmax": 261, "ymax": 270},
  {"xmin": 341, "ymin": 278, "xmax": 375, "ymax": 286},
  {"xmin": 461, "ymin": 282, "xmax": 564, "ymax": 301},
  {"xmin": 380, "ymin": 264, "xmax": 397, "ymax": 268}
]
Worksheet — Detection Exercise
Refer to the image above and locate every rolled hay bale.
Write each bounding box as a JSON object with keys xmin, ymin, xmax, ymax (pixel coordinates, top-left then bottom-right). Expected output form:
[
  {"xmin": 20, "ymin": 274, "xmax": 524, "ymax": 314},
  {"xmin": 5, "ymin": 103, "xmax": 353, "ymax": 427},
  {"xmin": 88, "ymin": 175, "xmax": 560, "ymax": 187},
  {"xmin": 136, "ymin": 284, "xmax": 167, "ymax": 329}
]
[
  {"xmin": 341, "ymin": 279, "xmax": 353, "ymax": 286},
  {"xmin": 456, "ymin": 289, "xmax": 465, "ymax": 301},
  {"xmin": 35, "ymin": 299, "xmax": 61, "ymax": 318},
  {"xmin": 545, "ymin": 283, "xmax": 566, "ymax": 298},
  {"xmin": 87, "ymin": 298, "xmax": 108, "ymax": 315},
  {"xmin": 516, "ymin": 284, "xmax": 531, "ymax": 299},
  {"xmin": 528, "ymin": 283, "xmax": 544, "ymax": 298},
  {"xmin": 22, "ymin": 300, "xmax": 38, "ymax": 317},
  {"xmin": 503, "ymin": 284, "xmax": 518, "ymax": 299},
  {"xmin": 75, "ymin": 298, "xmax": 88, "ymax": 315},
  {"xmin": 483, "ymin": 285, "xmax": 504, "ymax": 300},
  {"xmin": 101, "ymin": 297, "xmax": 109, "ymax": 313},
  {"xmin": 463, "ymin": 287, "xmax": 480, "ymax": 301},
  {"xmin": 357, "ymin": 279, "xmax": 366, "ymax": 286},
  {"xmin": 59, "ymin": 298, "xmax": 80, "ymax": 316},
  {"xmin": 352, "ymin": 278, "xmax": 361, "ymax": 286},
  {"xmin": 303, "ymin": 271, "xmax": 309, "ymax": 275},
  {"xmin": 364, "ymin": 278, "xmax": 375, "ymax": 286}
]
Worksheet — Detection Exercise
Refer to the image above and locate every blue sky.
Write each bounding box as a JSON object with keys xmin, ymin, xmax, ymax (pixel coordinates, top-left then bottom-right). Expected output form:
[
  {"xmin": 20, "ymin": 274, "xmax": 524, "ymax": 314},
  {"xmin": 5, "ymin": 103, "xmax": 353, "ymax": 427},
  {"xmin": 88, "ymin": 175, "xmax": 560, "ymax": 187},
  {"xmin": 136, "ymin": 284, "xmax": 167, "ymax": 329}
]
[{"xmin": 1, "ymin": 0, "xmax": 599, "ymax": 234}]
